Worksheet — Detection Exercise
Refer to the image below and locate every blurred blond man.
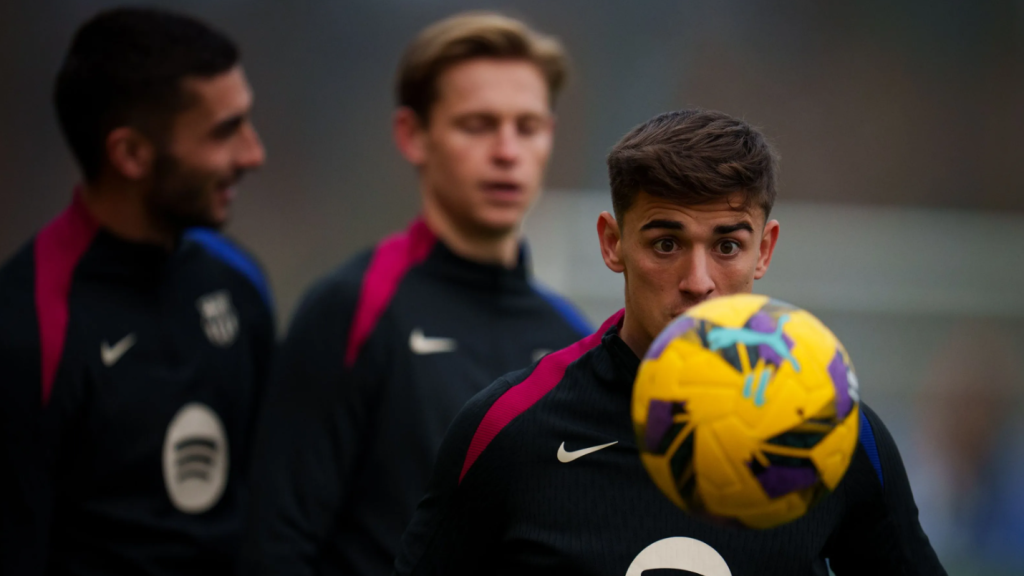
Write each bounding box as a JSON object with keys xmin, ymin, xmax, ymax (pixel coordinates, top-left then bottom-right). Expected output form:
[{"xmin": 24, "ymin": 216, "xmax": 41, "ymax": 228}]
[{"xmin": 239, "ymin": 12, "xmax": 589, "ymax": 576}]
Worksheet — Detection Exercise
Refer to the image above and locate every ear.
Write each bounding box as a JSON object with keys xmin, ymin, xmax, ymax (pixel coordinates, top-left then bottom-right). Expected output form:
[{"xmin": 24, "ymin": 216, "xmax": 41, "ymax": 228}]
[
  {"xmin": 597, "ymin": 211, "xmax": 625, "ymax": 274},
  {"xmin": 105, "ymin": 126, "xmax": 155, "ymax": 181},
  {"xmin": 753, "ymin": 219, "xmax": 780, "ymax": 280},
  {"xmin": 393, "ymin": 106, "xmax": 428, "ymax": 166}
]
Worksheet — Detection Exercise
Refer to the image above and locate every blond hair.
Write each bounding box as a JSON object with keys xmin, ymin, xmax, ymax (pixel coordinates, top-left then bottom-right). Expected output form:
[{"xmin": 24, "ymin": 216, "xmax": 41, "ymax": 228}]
[{"xmin": 396, "ymin": 12, "xmax": 568, "ymax": 121}]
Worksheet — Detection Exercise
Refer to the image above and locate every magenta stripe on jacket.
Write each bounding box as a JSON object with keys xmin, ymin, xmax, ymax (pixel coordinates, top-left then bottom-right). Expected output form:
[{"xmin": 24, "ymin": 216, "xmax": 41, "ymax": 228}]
[
  {"xmin": 459, "ymin": 309, "xmax": 625, "ymax": 483},
  {"xmin": 34, "ymin": 193, "xmax": 98, "ymax": 405},
  {"xmin": 344, "ymin": 218, "xmax": 436, "ymax": 368}
]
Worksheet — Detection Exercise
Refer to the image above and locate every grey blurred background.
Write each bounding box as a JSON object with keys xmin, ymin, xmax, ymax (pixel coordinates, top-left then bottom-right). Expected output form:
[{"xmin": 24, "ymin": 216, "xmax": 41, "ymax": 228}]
[{"xmin": 2, "ymin": 1, "xmax": 1023, "ymax": 572}]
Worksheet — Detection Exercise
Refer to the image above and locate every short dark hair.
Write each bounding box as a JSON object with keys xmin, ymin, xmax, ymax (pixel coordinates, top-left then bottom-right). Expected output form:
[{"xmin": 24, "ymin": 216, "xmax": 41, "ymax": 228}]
[
  {"xmin": 54, "ymin": 7, "xmax": 240, "ymax": 181},
  {"xmin": 607, "ymin": 109, "xmax": 778, "ymax": 222},
  {"xmin": 396, "ymin": 11, "xmax": 568, "ymax": 122}
]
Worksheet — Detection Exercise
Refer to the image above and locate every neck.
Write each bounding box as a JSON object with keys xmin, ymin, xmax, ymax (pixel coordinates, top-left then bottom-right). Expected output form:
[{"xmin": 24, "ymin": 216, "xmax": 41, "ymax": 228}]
[
  {"xmin": 79, "ymin": 180, "xmax": 177, "ymax": 251},
  {"xmin": 421, "ymin": 195, "xmax": 520, "ymax": 268},
  {"xmin": 617, "ymin": 311, "xmax": 652, "ymax": 360}
]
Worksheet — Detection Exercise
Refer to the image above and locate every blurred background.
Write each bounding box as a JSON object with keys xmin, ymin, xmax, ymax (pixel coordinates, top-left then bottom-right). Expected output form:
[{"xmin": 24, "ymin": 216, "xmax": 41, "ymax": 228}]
[{"xmin": 2, "ymin": 1, "xmax": 1022, "ymax": 573}]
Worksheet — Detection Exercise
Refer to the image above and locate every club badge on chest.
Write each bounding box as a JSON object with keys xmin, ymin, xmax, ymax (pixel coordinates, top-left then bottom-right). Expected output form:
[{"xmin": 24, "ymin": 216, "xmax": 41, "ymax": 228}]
[{"xmin": 196, "ymin": 290, "xmax": 239, "ymax": 347}]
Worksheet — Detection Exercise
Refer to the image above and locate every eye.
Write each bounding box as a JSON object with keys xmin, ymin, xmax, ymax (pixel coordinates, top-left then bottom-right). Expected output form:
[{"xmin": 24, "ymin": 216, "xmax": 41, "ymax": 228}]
[
  {"xmin": 653, "ymin": 238, "xmax": 677, "ymax": 254},
  {"xmin": 717, "ymin": 239, "xmax": 741, "ymax": 256},
  {"xmin": 517, "ymin": 117, "xmax": 543, "ymax": 136},
  {"xmin": 211, "ymin": 117, "xmax": 244, "ymax": 140},
  {"xmin": 457, "ymin": 115, "xmax": 495, "ymax": 134}
]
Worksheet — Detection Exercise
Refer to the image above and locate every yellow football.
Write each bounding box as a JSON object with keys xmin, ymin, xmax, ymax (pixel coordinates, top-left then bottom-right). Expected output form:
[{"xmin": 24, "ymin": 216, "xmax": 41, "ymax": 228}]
[{"xmin": 633, "ymin": 294, "xmax": 860, "ymax": 529}]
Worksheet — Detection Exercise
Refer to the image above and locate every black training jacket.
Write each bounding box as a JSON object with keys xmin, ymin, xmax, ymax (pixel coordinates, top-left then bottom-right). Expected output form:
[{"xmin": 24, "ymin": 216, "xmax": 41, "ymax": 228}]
[
  {"xmin": 240, "ymin": 217, "xmax": 590, "ymax": 576},
  {"xmin": 0, "ymin": 194, "xmax": 275, "ymax": 576},
  {"xmin": 395, "ymin": 310, "xmax": 947, "ymax": 576}
]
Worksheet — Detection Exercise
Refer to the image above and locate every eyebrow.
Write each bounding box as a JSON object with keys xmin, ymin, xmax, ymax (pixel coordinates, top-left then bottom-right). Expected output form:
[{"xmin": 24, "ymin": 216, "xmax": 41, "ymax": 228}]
[
  {"xmin": 639, "ymin": 219, "xmax": 683, "ymax": 232},
  {"xmin": 714, "ymin": 222, "xmax": 754, "ymax": 235},
  {"xmin": 211, "ymin": 114, "xmax": 245, "ymax": 137}
]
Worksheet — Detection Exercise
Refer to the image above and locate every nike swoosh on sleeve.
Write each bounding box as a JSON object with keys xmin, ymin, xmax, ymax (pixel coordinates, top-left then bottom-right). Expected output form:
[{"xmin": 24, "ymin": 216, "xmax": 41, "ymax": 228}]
[{"xmin": 409, "ymin": 328, "xmax": 457, "ymax": 355}]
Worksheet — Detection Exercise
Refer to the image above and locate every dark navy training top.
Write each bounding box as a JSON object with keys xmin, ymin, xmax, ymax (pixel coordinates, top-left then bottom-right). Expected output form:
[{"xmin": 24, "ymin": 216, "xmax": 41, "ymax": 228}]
[
  {"xmin": 240, "ymin": 217, "xmax": 590, "ymax": 576},
  {"xmin": 0, "ymin": 193, "xmax": 275, "ymax": 576},
  {"xmin": 395, "ymin": 311, "xmax": 947, "ymax": 576}
]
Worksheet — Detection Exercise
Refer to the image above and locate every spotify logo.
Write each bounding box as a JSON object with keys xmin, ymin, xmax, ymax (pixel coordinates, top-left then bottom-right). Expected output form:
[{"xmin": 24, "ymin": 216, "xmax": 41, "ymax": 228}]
[
  {"xmin": 625, "ymin": 537, "xmax": 731, "ymax": 576},
  {"xmin": 162, "ymin": 402, "xmax": 229, "ymax": 514}
]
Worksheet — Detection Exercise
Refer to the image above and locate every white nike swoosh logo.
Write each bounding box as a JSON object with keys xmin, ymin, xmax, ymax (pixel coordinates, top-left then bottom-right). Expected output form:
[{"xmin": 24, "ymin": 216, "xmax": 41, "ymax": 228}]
[
  {"xmin": 557, "ymin": 441, "xmax": 618, "ymax": 463},
  {"xmin": 101, "ymin": 333, "xmax": 137, "ymax": 367},
  {"xmin": 409, "ymin": 328, "xmax": 457, "ymax": 355}
]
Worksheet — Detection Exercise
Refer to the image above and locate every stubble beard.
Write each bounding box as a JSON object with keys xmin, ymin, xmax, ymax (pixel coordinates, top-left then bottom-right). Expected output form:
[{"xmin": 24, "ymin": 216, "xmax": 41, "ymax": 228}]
[{"xmin": 147, "ymin": 151, "xmax": 233, "ymax": 234}]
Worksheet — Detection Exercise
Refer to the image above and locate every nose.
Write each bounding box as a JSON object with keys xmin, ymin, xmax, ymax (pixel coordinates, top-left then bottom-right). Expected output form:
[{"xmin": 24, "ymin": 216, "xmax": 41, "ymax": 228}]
[
  {"xmin": 237, "ymin": 123, "xmax": 266, "ymax": 170},
  {"xmin": 679, "ymin": 249, "xmax": 716, "ymax": 303},
  {"xmin": 492, "ymin": 122, "xmax": 520, "ymax": 167}
]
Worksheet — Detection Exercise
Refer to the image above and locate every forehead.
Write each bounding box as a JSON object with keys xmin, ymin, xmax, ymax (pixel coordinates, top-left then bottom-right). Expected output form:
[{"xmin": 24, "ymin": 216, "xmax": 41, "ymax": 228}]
[
  {"xmin": 432, "ymin": 58, "xmax": 549, "ymax": 116},
  {"xmin": 177, "ymin": 65, "xmax": 252, "ymax": 123},
  {"xmin": 625, "ymin": 191, "xmax": 763, "ymax": 230}
]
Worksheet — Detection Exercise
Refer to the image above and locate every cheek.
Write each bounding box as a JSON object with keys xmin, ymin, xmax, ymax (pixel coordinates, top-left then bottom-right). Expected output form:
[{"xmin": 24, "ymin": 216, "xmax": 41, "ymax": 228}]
[
  {"xmin": 629, "ymin": 252, "xmax": 679, "ymax": 296},
  {"xmin": 176, "ymin": 144, "xmax": 231, "ymax": 175},
  {"xmin": 456, "ymin": 146, "xmax": 488, "ymax": 180},
  {"xmin": 527, "ymin": 135, "xmax": 553, "ymax": 167},
  {"xmin": 431, "ymin": 139, "xmax": 478, "ymax": 183},
  {"xmin": 714, "ymin": 256, "xmax": 757, "ymax": 292}
]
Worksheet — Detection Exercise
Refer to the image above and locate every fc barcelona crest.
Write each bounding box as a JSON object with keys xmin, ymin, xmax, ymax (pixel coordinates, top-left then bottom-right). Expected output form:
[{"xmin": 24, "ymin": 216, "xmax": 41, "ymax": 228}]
[{"xmin": 196, "ymin": 290, "xmax": 238, "ymax": 347}]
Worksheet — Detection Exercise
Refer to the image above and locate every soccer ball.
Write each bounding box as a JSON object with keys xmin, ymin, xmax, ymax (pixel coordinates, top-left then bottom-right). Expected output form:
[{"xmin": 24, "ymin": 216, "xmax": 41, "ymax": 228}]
[{"xmin": 632, "ymin": 294, "xmax": 860, "ymax": 529}]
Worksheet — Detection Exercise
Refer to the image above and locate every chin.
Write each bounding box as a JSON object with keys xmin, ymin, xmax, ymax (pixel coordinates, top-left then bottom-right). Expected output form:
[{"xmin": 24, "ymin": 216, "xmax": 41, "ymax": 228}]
[
  {"xmin": 470, "ymin": 210, "xmax": 523, "ymax": 237},
  {"xmin": 208, "ymin": 212, "xmax": 230, "ymax": 230},
  {"xmin": 183, "ymin": 209, "xmax": 229, "ymax": 231},
  {"xmin": 206, "ymin": 201, "xmax": 232, "ymax": 228},
  {"xmin": 205, "ymin": 218, "xmax": 228, "ymax": 231}
]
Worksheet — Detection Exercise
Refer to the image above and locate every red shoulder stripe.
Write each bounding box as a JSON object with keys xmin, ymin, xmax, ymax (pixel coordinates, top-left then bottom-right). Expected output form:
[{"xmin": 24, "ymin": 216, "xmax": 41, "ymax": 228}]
[
  {"xmin": 34, "ymin": 193, "xmax": 98, "ymax": 405},
  {"xmin": 458, "ymin": 309, "xmax": 624, "ymax": 483},
  {"xmin": 344, "ymin": 218, "xmax": 436, "ymax": 368}
]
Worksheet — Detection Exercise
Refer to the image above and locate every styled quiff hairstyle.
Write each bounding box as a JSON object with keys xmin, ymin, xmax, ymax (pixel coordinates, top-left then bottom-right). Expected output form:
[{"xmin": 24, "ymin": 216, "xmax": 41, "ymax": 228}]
[
  {"xmin": 607, "ymin": 109, "xmax": 778, "ymax": 222},
  {"xmin": 395, "ymin": 12, "xmax": 568, "ymax": 122}
]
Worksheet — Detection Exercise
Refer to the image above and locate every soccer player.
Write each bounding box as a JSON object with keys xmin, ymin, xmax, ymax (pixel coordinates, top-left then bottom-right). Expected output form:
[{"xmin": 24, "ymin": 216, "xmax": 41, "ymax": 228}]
[
  {"xmin": 0, "ymin": 8, "xmax": 273, "ymax": 576},
  {"xmin": 394, "ymin": 109, "xmax": 947, "ymax": 575},
  {"xmin": 239, "ymin": 12, "xmax": 590, "ymax": 576}
]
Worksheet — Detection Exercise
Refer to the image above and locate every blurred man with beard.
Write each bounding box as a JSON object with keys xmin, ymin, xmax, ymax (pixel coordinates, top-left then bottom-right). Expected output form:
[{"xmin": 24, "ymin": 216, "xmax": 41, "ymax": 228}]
[
  {"xmin": 240, "ymin": 12, "xmax": 589, "ymax": 576},
  {"xmin": 0, "ymin": 8, "xmax": 273, "ymax": 576}
]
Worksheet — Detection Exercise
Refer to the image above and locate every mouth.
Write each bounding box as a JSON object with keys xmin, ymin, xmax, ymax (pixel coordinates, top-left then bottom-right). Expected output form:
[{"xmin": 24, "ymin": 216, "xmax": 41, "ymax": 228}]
[
  {"xmin": 671, "ymin": 302, "xmax": 704, "ymax": 318},
  {"xmin": 215, "ymin": 184, "xmax": 237, "ymax": 203},
  {"xmin": 215, "ymin": 173, "xmax": 244, "ymax": 202},
  {"xmin": 672, "ymin": 296, "xmax": 715, "ymax": 318},
  {"xmin": 480, "ymin": 180, "xmax": 524, "ymax": 200}
]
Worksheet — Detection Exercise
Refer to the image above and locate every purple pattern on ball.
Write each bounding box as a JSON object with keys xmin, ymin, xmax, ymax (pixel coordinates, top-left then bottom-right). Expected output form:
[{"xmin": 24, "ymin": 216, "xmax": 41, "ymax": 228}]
[
  {"xmin": 827, "ymin": 350, "xmax": 853, "ymax": 418},
  {"xmin": 754, "ymin": 465, "xmax": 820, "ymax": 498},
  {"xmin": 758, "ymin": 342, "xmax": 780, "ymax": 365},
  {"xmin": 644, "ymin": 399, "xmax": 676, "ymax": 451},
  {"xmin": 747, "ymin": 313, "xmax": 795, "ymax": 367},
  {"xmin": 646, "ymin": 316, "xmax": 695, "ymax": 359},
  {"xmin": 757, "ymin": 337, "xmax": 794, "ymax": 367},
  {"xmin": 746, "ymin": 311, "xmax": 776, "ymax": 334}
]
